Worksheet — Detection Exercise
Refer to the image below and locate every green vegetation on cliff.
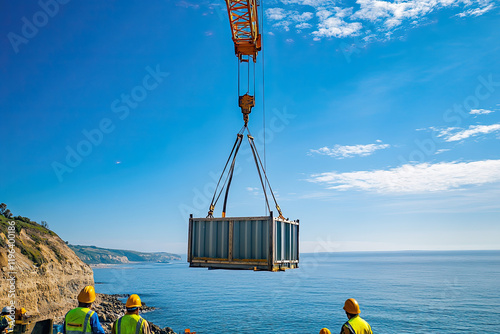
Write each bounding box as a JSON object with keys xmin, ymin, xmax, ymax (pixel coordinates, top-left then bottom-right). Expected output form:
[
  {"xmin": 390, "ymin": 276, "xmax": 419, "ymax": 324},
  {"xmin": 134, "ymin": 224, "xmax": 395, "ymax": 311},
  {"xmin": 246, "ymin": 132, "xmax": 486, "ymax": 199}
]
[
  {"xmin": 69, "ymin": 245, "xmax": 181, "ymax": 264},
  {"xmin": 0, "ymin": 206, "xmax": 63, "ymax": 266}
]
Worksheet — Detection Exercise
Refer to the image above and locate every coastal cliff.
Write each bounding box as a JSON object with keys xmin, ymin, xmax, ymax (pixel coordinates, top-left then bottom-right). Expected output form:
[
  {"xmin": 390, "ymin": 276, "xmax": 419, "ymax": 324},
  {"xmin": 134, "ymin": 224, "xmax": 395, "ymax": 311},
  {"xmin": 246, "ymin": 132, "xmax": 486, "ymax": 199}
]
[
  {"xmin": 0, "ymin": 207, "xmax": 178, "ymax": 334},
  {"xmin": 69, "ymin": 245, "xmax": 181, "ymax": 264},
  {"xmin": 0, "ymin": 214, "xmax": 93, "ymax": 319}
]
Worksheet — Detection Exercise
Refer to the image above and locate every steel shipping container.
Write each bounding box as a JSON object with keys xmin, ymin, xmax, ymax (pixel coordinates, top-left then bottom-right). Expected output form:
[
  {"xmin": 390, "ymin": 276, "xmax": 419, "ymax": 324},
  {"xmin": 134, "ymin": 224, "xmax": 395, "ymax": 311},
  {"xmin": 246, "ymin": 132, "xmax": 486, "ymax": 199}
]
[{"xmin": 188, "ymin": 213, "xmax": 299, "ymax": 271}]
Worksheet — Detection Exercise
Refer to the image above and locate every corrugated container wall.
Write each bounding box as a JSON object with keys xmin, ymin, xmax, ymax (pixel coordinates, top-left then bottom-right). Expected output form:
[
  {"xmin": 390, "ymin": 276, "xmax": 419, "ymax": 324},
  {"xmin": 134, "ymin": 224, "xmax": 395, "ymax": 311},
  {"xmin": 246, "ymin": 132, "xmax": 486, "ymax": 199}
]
[{"xmin": 188, "ymin": 213, "xmax": 299, "ymax": 271}]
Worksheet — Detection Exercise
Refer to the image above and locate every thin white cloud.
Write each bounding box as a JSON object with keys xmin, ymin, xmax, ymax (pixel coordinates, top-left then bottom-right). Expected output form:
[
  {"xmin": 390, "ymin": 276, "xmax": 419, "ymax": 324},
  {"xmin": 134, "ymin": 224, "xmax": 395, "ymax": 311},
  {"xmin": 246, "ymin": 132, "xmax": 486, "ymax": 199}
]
[
  {"xmin": 334, "ymin": 6, "xmax": 354, "ymax": 18},
  {"xmin": 317, "ymin": 9, "xmax": 332, "ymax": 21},
  {"xmin": 266, "ymin": 0, "xmax": 495, "ymax": 41},
  {"xmin": 176, "ymin": 1, "xmax": 200, "ymax": 9},
  {"xmin": 435, "ymin": 124, "xmax": 500, "ymax": 142},
  {"xmin": 280, "ymin": 0, "xmax": 337, "ymax": 6},
  {"xmin": 267, "ymin": 8, "xmax": 287, "ymax": 20},
  {"xmin": 470, "ymin": 109, "xmax": 495, "ymax": 115},
  {"xmin": 351, "ymin": 0, "xmax": 464, "ymax": 28},
  {"xmin": 291, "ymin": 11, "xmax": 314, "ymax": 21},
  {"xmin": 266, "ymin": 8, "xmax": 314, "ymax": 31},
  {"xmin": 296, "ymin": 22, "xmax": 313, "ymax": 29},
  {"xmin": 435, "ymin": 149, "xmax": 450, "ymax": 155},
  {"xmin": 313, "ymin": 10, "xmax": 363, "ymax": 38},
  {"xmin": 246, "ymin": 187, "xmax": 260, "ymax": 196},
  {"xmin": 273, "ymin": 20, "xmax": 292, "ymax": 31},
  {"xmin": 309, "ymin": 141, "xmax": 390, "ymax": 159},
  {"xmin": 309, "ymin": 160, "xmax": 500, "ymax": 193},
  {"xmin": 457, "ymin": 3, "xmax": 495, "ymax": 17}
]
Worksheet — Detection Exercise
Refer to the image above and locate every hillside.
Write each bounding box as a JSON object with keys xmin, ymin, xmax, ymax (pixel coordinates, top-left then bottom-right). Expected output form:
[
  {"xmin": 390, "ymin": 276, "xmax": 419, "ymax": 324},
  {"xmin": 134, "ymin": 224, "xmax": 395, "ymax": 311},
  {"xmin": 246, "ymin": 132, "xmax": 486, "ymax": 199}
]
[
  {"xmin": 0, "ymin": 212, "xmax": 93, "ymax": 319},
  {"xmin": 69, "ymin": 244, "xmax": 181, "ymax": 264}
]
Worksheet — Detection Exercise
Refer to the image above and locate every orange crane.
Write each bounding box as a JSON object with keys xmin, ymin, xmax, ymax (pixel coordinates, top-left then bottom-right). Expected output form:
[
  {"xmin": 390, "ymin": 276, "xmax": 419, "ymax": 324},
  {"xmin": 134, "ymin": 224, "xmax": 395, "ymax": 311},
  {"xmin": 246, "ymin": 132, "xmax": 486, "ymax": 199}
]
[{"xmin": 225, "ymin": 0, "xmax": 261, "ymax": 126}]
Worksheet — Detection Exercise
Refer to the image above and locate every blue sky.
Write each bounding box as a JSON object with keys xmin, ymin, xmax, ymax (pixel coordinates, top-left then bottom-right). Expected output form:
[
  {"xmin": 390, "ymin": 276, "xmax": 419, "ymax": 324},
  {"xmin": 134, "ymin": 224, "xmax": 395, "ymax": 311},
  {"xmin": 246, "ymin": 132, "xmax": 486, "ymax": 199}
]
[{"xmin": 1, "ymin": 0, "xmax": 499, "ymax": 253}]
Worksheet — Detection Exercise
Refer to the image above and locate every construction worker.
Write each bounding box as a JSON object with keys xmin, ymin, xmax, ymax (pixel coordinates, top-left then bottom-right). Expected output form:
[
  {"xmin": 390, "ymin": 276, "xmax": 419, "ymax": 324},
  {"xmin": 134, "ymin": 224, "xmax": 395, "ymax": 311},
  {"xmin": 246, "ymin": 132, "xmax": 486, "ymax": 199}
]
[
  {"xmin": 0, "ymin": 307, "xmax": 14, "ymax": 333},
  {"xmin": 14, "ymin": 308, "xmax": 30, "ymax": 323},
  {"xmin": 112, "ymin": 294, "xmax": 150, "ymax": 334},
  {"xmin": 319, "ymin": 328, "xmax": 331, "ymax": 334},
  {"xmin": 340, "ymin": 298, "xmax": 372, "ymax": 334},
  {"xmin": 63, "ymin": 286, "xmax": 105, "ymax": 334}
]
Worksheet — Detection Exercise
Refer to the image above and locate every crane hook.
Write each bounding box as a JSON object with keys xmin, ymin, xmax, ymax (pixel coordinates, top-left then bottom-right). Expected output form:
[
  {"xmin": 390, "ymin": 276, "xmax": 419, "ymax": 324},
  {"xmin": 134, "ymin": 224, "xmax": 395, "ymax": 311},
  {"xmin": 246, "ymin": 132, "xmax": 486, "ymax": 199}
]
[{"xmin": 239, "ymin": 93, "xmax": 255, "ymax": 126}]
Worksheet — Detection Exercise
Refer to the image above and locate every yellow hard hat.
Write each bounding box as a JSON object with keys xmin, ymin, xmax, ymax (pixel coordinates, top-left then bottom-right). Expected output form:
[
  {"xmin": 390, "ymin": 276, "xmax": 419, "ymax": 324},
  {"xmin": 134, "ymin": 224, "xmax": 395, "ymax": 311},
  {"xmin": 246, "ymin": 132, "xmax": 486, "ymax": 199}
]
[
  {"xmin": 125, "ymin": 294, "xmax": 142, "ymax": 309},
  {"xmin": 343, "ymin": 298, "xmax": 360, "ymax": 314},
  {"xmin": 319, "ymin": 328, "xmax": 331, "ymax": 334},
  {"xmin": 20, "ymin": 308, "xmax": 26, "ymax": 315},
  {"xmin": 78, "ymin": 286, "xmax": 96, "ymax": 303}
]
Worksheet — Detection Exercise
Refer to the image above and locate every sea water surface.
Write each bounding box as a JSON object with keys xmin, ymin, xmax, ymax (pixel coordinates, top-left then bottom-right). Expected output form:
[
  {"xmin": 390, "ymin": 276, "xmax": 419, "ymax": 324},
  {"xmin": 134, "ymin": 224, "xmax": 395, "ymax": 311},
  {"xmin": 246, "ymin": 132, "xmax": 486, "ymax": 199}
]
[{"xmin": 93, "ymin": 251, "xmax": 500, "ymax": 333}]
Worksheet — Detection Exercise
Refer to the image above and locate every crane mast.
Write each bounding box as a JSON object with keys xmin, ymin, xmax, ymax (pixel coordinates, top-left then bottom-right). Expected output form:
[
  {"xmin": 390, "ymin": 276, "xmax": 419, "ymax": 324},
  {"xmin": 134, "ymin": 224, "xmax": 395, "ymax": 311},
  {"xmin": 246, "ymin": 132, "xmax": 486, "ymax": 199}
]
[{"xmin": 225, "ymin": 0, "xmax": 261, "ymax": 126}]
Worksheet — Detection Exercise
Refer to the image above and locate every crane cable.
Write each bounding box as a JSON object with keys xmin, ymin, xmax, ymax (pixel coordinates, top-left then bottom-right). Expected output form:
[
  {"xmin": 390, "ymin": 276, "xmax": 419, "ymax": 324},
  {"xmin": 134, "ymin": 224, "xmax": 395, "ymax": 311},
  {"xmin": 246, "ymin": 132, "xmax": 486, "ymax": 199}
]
[
  {"xmin": 247, "ymin": 129, "xmax": 284, "ymax": 220},
  {"xmin": 260, "ymin": 0, "xmax": 267, "ymax": 214},
  {"xmin": 206, "ymin": 126, "xmax": 246, "ymax": 218},
  {"xmin": 206, "ymin": 126, "xmax": 284, "ymax": 220}
]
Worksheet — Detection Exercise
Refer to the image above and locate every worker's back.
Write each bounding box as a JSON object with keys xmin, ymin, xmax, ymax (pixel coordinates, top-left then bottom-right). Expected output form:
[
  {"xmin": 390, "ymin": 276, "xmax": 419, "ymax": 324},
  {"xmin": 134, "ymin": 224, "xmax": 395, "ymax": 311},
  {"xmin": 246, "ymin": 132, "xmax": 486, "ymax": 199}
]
[
  {"xmin": 343, "ymin": 315, "xmax": 372, "ymax": 334},
  {"xmin": 114, "ymin": 314, "xmax": 147, "ymax": 334},
  {"xmin": 65, "ymin": 307, "xmax": 94, "ymax": 334}
]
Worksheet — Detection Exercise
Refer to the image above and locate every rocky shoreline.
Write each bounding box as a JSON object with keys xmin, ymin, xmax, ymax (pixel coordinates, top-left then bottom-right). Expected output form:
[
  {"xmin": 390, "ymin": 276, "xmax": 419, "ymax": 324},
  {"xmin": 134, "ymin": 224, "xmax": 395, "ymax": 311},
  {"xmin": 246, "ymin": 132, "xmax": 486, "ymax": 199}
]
[{"xmin": 55, "ymin": 294, "xmax": 175, "ymax": 334}]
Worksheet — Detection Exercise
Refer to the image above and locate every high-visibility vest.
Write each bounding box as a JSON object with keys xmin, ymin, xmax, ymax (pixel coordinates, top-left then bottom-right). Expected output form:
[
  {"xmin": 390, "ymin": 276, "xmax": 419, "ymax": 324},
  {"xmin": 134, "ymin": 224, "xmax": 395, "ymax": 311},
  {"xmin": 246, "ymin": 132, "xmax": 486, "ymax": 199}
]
[
  {"xmin": 1, "ymin": 315, "xmax": 14, "ymax": 333},
  {"xmin": 343, "ymin": 315, "xmax": 372, "ymax": 334},
  {"xmin": 115, "ymin": 314, "xmax": 147, "ymax": 334},
  {"xmin": 65, "ymin": 308, "xmax": 95, "ymax": 334}
]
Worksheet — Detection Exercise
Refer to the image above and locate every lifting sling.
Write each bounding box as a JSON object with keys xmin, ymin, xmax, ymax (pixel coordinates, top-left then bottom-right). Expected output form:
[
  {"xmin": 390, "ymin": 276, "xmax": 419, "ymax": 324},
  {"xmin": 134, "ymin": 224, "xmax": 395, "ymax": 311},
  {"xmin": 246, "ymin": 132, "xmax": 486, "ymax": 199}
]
[{"xmin": 206, "ymin": 126, "xmax": 285, "ymax": 220}]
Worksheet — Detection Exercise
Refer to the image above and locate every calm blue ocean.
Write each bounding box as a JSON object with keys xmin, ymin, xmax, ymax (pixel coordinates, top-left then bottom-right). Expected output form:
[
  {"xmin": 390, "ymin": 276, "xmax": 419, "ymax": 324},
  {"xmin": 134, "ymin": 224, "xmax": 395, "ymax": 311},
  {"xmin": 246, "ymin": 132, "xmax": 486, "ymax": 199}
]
[{"xmin": 93, "ymin": 251, "xmax": 500, "ymax": 334}]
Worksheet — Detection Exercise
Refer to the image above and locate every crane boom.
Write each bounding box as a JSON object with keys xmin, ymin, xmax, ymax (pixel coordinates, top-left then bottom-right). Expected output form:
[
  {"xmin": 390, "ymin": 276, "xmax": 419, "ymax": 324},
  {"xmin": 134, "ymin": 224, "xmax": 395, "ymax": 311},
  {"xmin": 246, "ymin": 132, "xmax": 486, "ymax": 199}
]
[{"xmin": 225, "ymin": 0, "xmax": 261, "ymax": 62}]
